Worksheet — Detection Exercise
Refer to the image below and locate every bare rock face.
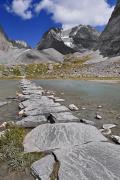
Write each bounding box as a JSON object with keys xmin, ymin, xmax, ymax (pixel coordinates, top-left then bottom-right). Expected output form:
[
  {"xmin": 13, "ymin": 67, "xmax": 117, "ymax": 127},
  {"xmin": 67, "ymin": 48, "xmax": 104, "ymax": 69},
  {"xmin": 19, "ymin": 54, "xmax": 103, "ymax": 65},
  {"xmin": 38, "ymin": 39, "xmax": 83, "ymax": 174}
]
[
  {"xmin": 37, "ymin": 28, "xmax": 75, "ymax": 55},
  {"xmin": 37, "ymin": 26, "xmax": 100, "ymax": 54},
  {"xmin": 98, "ymin": 1, "xmax": 120, "ymax": 57},
  {"xmin": 0, "ymin": 26, "xmax": 10, "ymax": 51}
]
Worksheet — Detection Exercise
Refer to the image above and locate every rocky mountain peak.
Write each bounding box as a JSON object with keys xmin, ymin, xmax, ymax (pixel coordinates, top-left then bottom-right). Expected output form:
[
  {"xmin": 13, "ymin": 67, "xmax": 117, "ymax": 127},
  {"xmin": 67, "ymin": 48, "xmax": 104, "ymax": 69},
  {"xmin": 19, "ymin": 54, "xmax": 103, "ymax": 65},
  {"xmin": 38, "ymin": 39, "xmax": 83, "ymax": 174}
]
[
  {"xmin": 37, "ymin": 25, "xmax": 100, "ymax": 54},
  {"xmin": 98, "ymin": 0, "xmax": 120, "ymax": 57}
]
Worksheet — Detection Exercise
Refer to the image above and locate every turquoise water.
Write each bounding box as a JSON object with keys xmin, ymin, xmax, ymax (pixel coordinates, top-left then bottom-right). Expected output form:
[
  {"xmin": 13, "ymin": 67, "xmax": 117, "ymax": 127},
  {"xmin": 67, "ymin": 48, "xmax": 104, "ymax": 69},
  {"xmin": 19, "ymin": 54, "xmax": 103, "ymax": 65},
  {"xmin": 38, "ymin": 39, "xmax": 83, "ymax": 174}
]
[
  {"xmin": 0, "ymin": 79, "xmax": 120, "ymax": 135},
  {"xmin": 35, "ymin": 80, "xmax": 120, "ymax": 135}
]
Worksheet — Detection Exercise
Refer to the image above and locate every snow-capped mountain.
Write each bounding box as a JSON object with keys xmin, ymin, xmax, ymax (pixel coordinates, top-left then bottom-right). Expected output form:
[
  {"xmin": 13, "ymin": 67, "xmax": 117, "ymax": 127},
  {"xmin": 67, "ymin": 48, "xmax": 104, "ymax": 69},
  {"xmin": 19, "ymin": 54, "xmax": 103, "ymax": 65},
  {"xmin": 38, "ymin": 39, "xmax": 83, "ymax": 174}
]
[{"xmin": 37, "ymin": 25, "xmax": 100, "ymax": 54}]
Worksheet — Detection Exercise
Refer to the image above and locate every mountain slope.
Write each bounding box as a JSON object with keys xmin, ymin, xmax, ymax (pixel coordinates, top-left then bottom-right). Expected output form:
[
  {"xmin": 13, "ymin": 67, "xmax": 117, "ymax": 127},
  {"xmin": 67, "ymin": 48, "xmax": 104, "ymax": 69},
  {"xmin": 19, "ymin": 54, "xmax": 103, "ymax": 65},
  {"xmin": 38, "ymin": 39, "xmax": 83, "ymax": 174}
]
[
  {"xmin": 98, "ymin": 0, "xmax": 120, "ymax": 57},
  {"xmin": 37, "ymin": 26, "xmax": 100, "ymax": 54},
  {"xmin": 37, "ymin": 28, "xmax": 75, "ymax": 55},
  {"xmin": 0, "ymin": 26, "xmax": 10, "ymax": 51}
]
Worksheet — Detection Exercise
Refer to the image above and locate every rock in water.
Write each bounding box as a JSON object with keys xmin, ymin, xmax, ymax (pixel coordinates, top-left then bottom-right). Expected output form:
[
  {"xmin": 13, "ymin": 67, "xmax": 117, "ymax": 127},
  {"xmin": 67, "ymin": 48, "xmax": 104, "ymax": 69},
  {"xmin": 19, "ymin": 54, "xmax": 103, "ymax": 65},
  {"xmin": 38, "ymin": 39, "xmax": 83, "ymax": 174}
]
[
  {"xmin": 95, "ymin": 114, "xmax": 102, "ymax": 120},
  {"xmin": 69, "ymin": 104, "xmax": 79, "ymax": 111},
  {"xmin": 111, "ymin": 135, "xmax": 120, "ymax": 144},
  {"xmin": 98, "ymin": 1, "xmax": 120, "ymax": 57},
  {"xmin": 103, "ymin": 124, "xmax": 116, "ymax": 129},
  {"xmin": 23, "ymin": 123, "xmax": 106, "ymax": 152}
]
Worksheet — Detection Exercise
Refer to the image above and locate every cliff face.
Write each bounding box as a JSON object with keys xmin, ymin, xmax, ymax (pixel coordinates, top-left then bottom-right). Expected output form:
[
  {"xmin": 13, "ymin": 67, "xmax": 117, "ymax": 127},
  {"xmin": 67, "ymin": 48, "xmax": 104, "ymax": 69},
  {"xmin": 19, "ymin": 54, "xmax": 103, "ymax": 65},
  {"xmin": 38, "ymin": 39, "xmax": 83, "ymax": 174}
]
[
  {"xmin": 37, "ymin": 28, "xmax": 75, "ymax": 55},
  {"xmin": 0, "ymin": 26, "xmax": 10, "ymax": 51},
  {"xmin": 37, "ymin": 26, "xmax": 100, "ymax": 54},
  {"xmin": 98, "ymin": 0, "xmax": 120, "ymax": 57}
]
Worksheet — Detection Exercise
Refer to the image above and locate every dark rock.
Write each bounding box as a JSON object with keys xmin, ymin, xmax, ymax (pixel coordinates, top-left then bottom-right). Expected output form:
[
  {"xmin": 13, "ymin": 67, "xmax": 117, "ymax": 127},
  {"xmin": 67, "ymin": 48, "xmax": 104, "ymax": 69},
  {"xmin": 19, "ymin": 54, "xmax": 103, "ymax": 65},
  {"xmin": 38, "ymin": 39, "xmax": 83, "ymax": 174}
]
[
  {"xmin": 37, "ymin": 26, "xmax": 100, "ymax": 54},
  {"xmin": 98, "ymin": 1, "xmax": 120, "ymax": 57},
  {"xmin": 37, "ymin": 28, "xmax": 75, "ymax": 55}
]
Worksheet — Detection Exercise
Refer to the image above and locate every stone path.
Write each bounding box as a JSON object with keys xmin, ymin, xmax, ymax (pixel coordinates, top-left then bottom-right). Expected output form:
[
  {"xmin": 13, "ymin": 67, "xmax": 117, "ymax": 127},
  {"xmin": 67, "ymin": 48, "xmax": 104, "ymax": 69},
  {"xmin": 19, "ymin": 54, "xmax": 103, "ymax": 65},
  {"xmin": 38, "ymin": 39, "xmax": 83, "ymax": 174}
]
[{"xmin": 17, "ymin": 79, "xmax": 120, "ymax": 180}]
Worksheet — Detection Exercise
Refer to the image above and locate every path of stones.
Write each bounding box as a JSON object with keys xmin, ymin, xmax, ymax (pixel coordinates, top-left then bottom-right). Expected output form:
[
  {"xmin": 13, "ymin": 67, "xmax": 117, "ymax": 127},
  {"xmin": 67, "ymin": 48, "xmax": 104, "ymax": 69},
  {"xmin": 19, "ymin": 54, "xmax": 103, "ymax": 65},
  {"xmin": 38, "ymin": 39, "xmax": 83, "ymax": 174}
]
[{"xmin": 16, "ymin": 79, "xmax": 120, "ymax": 180}]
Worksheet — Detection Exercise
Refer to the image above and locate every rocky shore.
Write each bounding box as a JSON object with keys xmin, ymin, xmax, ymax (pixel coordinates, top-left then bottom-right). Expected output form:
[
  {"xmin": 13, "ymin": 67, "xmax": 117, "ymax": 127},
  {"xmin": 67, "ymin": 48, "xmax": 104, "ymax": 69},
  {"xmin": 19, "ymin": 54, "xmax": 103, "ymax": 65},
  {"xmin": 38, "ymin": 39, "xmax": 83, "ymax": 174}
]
[{"xmin": 9, "ymin": 78, "xmax": 120, "ymax": 180}]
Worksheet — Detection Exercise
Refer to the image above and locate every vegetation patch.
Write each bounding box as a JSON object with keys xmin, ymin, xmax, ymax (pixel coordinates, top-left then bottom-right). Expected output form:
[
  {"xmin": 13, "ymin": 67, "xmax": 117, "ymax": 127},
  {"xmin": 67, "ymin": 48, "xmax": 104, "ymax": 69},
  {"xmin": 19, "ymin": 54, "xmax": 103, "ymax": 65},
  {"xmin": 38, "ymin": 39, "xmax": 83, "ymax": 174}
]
[{"xmin": 0, "ymin": 125, "xmax": 45, "ymax": 172}]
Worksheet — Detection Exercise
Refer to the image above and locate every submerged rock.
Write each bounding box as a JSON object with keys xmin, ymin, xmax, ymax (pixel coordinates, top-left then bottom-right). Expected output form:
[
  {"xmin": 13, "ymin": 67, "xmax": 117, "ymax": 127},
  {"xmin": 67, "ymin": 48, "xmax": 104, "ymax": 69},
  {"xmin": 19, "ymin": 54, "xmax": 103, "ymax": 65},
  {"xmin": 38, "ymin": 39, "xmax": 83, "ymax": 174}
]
[
  {"xmin": 100, "ymin": 129, "xmax": 112, "ymax": 136},
  {"xmin": 103, "ymin": 124, "xmax": 116, "ymax": 129},
  {"xmin": 0, "ymin": 101, "xmax": 8, "ymax": 107}
]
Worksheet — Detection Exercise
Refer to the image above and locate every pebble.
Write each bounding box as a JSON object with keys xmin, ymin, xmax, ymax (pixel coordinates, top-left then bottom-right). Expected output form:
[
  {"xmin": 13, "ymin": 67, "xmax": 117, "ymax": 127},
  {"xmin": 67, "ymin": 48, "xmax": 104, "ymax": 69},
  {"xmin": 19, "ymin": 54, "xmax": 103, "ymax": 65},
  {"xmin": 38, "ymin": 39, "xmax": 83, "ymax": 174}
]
[
  {"xmin": 111, "ymin": 135, "xmax": 120, "ymax": 144},
  {"xmin": 100, "ymin": 129, "xmax": 111, "ymax": 136},
  {"xmin": 69, "ymin": 104, "xmax": 79, "ymax": 111},
  {"xmin": 95, "ymin": 114, "xmax": 102, "ymax": 120},
  {"xmin": 103, "ymin": 124, "xmax": 116, "ymax": 129}
]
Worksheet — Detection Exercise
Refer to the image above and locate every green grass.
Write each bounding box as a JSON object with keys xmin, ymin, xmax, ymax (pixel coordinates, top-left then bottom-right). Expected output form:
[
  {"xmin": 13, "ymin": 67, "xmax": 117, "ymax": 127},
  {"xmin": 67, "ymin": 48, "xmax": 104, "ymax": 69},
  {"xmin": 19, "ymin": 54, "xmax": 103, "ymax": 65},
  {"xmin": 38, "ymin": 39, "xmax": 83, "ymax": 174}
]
[{"xmin": 0, "ymin": 125, "xmax": 45, "ymax": 172}]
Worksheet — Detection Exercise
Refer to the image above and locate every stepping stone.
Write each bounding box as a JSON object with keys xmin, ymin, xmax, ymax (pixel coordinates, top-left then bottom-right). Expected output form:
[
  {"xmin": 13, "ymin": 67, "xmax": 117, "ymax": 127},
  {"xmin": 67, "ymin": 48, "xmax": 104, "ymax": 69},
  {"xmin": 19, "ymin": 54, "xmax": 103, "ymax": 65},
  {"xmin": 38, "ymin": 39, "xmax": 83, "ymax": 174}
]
[
  {"xmin": 23, "ymin": 123, "xmax": 107, "ymax": 152},
  {"xmin": 31, "ymin": 142, "xmax": 120, "ymax": 180},
  {"xmin": 16, "ymin": 115, "xmax": 47, "ymax": 128},
  {"xmin": 31, "ymin": 155, "xmax": 55, "ymax": 180},
  {"xmin": 17, "ymin": 112, "xmax": 79, "ymax": 128},
  {"xmin": 23, "ymin": 106, "xmax": 69, "ymax": 116}
]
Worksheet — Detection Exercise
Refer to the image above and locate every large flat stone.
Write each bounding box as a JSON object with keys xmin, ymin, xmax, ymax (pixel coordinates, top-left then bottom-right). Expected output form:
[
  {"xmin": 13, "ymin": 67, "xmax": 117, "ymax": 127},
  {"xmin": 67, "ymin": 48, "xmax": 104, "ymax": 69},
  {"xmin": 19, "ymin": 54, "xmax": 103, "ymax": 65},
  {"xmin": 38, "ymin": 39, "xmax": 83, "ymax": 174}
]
[
  {"xmin": 24, "ymin": 123, "xmax": 107, "ymax": 152},
  {"xmin": 16, "ymin": 115, "xmax": 47, "ymax": 128},
  {"xmin": 16, "ymin": 112, "xmax": 79, "ymax": 127},
  {"xmin": 31, "ymin": 142, "xmax": 120, "ymax": 180},
  {"xmin": 31, "ymin": 155, "xmax": 55, "ymax": 180},
  {"xmin": 0, "ymin": 101, "xmax": 8, "ymax": 107},
  {"xmin": 50, "ymin": 112, "xmax": 79, "ymax": 122},
  {"xmin": 24, "ymin": 106, "xmax": 69, "ymax": 116}
]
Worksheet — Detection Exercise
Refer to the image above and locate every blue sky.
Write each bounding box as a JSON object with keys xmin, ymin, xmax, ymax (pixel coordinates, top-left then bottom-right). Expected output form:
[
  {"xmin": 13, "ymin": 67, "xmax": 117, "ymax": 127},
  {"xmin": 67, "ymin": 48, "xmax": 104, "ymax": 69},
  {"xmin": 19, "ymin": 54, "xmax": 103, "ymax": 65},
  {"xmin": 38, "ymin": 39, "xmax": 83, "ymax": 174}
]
[{"xmin": 0, "ymin": 0, "xmax": 117, "ymax": 47}]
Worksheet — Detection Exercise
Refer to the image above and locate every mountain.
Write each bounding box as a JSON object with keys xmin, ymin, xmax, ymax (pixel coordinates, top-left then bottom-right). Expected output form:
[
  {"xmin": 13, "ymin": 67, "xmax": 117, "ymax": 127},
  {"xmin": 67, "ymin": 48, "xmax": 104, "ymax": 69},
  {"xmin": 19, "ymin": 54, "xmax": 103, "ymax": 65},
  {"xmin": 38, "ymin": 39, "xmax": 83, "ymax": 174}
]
[
  {"xmin": 0, "ymin": 26, "xmax": 10, "ymax": 51},
  {"xmin": 10, "ymin": 40, "xmax": 30, "ymax": 49},
  {"xmin": 98, "ymin": 0, "xmax": 120, "ymax": 57},
  {"xmin": 37, "ymin": 25, "xmax": 100, "ymax": 54},
  {"xmin": 37, "ymin": 28, "xmax": 75, "ymax": 55}
]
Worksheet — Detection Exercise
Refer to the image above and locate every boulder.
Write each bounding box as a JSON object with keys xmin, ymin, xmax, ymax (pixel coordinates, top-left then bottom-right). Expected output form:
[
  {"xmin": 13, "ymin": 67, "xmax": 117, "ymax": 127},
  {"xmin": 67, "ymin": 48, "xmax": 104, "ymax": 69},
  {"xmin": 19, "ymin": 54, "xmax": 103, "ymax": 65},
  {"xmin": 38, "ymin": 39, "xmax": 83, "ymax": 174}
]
[{"xmin": 23, "ymin": 123, "xmax": 107, "ymax": 152}]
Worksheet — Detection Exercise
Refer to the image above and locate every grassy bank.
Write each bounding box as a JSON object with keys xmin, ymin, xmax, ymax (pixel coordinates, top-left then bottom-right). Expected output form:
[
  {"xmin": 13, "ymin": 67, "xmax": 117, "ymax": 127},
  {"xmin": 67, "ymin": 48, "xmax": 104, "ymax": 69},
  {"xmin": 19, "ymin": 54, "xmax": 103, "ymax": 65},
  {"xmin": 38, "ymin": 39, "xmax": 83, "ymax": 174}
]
[
  {"xmin": 0, "ymin": 124, "xmax": 45, "ymax": 174},
  {"xmin": 0, "ymin": 54, "xmax": 120, "ymax": 81}
]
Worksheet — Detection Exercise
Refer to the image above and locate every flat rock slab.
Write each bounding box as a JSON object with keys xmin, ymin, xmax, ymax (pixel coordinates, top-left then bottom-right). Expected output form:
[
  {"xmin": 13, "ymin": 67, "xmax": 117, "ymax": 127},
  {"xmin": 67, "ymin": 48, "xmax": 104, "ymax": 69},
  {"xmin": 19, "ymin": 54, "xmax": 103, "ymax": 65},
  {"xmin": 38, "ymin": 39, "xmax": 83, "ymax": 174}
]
[
  {"xmin": 0, "ymin": 101, "xmax": 9, "ymax": 107},
  {"xmin": 31, "ymin": 142, "xmax": 120, "ymax": 180},
  {"xmin": 16, "ymin": 112, "xmax": 79, "ymax": 128},
  {"xmin": 23, "ymin": 102, "xmax": 61, "ymax": 112},
  {"xmin": 24, "ymin": 106, "xmax": 69, "ymax": 116},
  {"xmin": 24, "ymin": 123, "xmax": 107, "ymax": 152},
  {"xmin": 31, "ymin": 155, "xmax": 55, "ymax": 180},
  {"xmin": 16, "ymin": 115, "xmax": 47, "ymax": 128},
  {"xmin": 51, "ymin": 112, "xmax": 79, "ymax": 122},
  {"xmin": 21, "ymin": 97, "xmax": 55, "ymax": 108}
]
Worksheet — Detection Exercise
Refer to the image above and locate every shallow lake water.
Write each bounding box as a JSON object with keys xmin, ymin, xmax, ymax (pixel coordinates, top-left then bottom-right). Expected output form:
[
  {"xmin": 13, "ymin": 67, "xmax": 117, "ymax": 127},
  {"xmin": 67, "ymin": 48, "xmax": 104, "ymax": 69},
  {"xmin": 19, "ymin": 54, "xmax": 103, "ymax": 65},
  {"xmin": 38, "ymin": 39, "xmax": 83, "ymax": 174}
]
[
  {"xmin": 0, "ymin": 80, "xmax": 19, "ymax": 125},
  {"xmin": 35, "ymin": 80, "xmax": 120, "ymax": 135},
  {"xmin": 0, "ymin": 79, "xmax": 120, "ymax": 135}
]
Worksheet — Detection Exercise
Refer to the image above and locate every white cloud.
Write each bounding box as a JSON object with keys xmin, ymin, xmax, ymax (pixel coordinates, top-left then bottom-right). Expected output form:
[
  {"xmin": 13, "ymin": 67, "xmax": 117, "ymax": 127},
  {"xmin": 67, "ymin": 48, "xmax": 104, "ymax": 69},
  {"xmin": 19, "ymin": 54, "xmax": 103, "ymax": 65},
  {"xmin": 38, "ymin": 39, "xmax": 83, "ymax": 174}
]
[
  {"xmin": 6, "ymin": 0, "xmax": 114, "ymax": 28},
  {"xmin": 6, "ymin": 0, "xmax": 33, "ymax": 20},
  {"xmin": 35, "ymin": 0, "xmax": 114, "ymax": 29}
]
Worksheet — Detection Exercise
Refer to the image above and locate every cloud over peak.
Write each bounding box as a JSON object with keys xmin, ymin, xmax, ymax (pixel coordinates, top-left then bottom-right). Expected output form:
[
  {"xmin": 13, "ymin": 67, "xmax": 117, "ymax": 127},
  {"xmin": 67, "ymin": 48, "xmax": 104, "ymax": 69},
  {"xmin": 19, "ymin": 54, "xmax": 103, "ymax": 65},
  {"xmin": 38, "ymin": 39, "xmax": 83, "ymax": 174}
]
[{"xmin": 6, "ymin": 0, "xmax": 114, "ymax": 28}]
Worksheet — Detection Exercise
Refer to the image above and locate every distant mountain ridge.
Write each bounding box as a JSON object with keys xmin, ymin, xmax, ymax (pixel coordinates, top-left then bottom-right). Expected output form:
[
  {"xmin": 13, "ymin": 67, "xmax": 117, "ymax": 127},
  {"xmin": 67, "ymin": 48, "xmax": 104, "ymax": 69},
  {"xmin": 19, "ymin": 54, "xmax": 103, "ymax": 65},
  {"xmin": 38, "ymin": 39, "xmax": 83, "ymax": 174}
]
[{"xmin": 37, "ymin": 25, "xmax": 100, "ymax": 54}]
